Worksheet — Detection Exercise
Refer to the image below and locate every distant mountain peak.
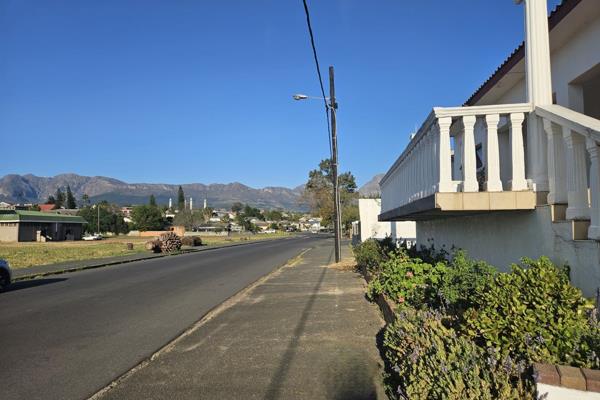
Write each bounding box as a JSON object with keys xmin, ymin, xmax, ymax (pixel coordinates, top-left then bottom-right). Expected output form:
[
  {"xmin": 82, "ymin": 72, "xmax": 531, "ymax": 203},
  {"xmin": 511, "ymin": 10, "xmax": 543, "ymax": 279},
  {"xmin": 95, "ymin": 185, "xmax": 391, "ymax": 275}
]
[
  {"xmin": 0, "ymin": 173, "xmax": 307, "ymax": 211},
  {"xmin": 359, "ymin": 173, "xmax": 384, "ymax": 197}
]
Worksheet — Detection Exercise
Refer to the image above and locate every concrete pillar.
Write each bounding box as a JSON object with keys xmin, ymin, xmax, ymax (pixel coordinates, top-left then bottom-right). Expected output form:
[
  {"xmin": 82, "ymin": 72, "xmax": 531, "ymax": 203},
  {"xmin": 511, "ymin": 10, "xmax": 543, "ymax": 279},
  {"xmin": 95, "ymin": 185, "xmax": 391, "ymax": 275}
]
[
  {"xmin": 517, "ymin": 0, "xmax": 553, "ymax": 192},
  {"xmin": 485, "ymin": 114, "xmax": 503, "ymax": 192},
  {"xmin": 462, "ymin": 115, "xmax": 479, "ymax": 192},
  {"xmin": 437, "ymin": 117, "xmax": 453, "ymax": 192},
  {"xmin": 509, "ymin": 112, "xmax": 528, "ymax": 191},
  {"xmin": 542, "ymin": 118, "xmax": 567, "ymax": 204},
  {"xmin": 586, "ymin": 139, "xmax": 600, "ymax": 240},
  {"xmin": 564, "ymin": 131, "xmax": 590, "ymax": 220}
]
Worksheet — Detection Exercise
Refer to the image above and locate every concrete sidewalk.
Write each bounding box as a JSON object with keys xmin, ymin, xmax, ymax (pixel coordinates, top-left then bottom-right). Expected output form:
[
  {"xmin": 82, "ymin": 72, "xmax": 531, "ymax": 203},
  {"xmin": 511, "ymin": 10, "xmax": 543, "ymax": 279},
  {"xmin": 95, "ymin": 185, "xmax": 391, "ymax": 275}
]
[{"xmin": 97, "ymin": 239, "xmax": 386, "ymax": 400}]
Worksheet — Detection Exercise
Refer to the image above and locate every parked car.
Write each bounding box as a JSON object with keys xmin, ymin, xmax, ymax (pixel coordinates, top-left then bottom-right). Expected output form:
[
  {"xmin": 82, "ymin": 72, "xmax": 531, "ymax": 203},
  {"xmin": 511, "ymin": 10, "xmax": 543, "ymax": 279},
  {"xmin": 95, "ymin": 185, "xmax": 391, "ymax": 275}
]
[
  {"xmin": 0, "ymin": 259, "xmax": 12, "ymax": 291},
  {"xmin": 83, "ymin": 233, "xmax": 103, "ymax": 241}
]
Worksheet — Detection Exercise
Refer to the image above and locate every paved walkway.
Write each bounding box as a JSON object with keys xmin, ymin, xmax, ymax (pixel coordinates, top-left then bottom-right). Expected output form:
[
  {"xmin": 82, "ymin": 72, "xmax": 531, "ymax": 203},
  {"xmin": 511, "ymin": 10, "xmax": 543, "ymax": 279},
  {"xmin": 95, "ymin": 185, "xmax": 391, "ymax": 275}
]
[{"xmin": 98, "ymin": 239, "xmax": 386, "ymax": 400}]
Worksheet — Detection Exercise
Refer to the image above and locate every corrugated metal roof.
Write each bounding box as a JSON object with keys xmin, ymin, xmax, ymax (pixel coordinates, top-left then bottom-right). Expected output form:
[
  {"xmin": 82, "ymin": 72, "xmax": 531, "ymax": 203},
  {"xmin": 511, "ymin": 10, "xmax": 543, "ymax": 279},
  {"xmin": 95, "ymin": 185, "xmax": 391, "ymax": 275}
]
[
  {"xmin": 0, "ymin": 210, "xmax": 87, "ymax": 223},
  {"xmin": 464, "ymin": 0, "xmax": 582, "ymax": 106}
]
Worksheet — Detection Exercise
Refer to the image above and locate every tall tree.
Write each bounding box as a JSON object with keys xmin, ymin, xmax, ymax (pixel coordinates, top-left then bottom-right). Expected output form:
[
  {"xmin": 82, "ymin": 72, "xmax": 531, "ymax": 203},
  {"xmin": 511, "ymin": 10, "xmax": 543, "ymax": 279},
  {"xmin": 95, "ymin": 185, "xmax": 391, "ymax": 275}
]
[
  {"xmin": 149, "ymin": 194, "xmax": 157, "ymax": 207},
  {"xmin": 302, "ymin": 159, "xmax": 358, "ymax": 228},
  {"xmin": 66, "ymin": 185, "xmax": 77, "ymax": 209},
  {"xmin": 55, "ymin": 188, "xmax": 65, "ymax": 209},
  {"xmin": 177, "ymin": 186, "xmax": 185, "ymax": 210},
  {"xmin": 131, "ymin": 205, "xmax": 164, "ymax": 231},
  {"xmin": 81, "ymin": 193, "xmax": 90, "ymax": 206},
  {"xmin": 231, "ymin": 202, "xmax": 243, "ymax": 213},
  {"xmin": 46, "ymin": 195, "xmax": 56, "ymax": 204}
]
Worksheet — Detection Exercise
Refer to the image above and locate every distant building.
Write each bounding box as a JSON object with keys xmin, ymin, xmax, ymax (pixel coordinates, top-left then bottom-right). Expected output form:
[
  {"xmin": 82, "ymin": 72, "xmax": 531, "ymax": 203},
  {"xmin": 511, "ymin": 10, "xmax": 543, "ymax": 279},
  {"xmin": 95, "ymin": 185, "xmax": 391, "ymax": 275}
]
[
  {"xmin": 38, "ymin": 203, "xmax": 57, "ymax": 212},
  {"xmin": 356, "ymin": 198, "xmax": 415, "ymax": 246},
  {"xmin": 0, "ymin": 210, "xmax": 87, "ymax": 242}
]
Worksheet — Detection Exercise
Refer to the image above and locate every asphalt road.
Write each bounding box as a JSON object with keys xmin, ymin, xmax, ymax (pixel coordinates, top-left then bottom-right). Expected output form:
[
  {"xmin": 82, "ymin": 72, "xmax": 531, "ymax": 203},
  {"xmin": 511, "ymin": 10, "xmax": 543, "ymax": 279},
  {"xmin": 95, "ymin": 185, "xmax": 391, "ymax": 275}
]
[{"xmin": 0, "ymin": 234, "xmax": 326, "ymax": 400}]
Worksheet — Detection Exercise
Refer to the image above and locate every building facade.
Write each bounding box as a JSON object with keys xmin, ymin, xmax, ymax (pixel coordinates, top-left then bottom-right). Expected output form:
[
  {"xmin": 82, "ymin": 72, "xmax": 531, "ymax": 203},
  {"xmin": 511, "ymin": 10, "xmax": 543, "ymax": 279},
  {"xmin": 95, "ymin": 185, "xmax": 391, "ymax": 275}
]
[
  {"xmin": 0, "ymin": 210, "xmax": 86, "ymax": 242},
  {"xmin": 380, "ymin": 0, "xmax": 600, "ymax": 296}
]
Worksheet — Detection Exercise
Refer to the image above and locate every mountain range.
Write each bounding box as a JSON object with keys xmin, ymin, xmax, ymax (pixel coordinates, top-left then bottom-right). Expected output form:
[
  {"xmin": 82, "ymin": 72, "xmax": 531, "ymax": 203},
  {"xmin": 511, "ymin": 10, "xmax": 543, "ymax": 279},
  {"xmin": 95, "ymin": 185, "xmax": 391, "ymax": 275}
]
[
  {"xmin": 0, "ymin": 173, "xmax": 384, "ymax": 210},
  {"xmin": 0, "ymin": 173, "xmax": 307, "ymax": 211}
]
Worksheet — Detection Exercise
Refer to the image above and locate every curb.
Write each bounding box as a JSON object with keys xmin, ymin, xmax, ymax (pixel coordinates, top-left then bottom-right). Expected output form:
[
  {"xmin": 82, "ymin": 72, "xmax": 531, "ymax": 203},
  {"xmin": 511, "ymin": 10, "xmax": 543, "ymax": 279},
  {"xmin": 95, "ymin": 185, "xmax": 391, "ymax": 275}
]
[
  {"xmin": 13, "ymin": 236, "xmax": 294, "ymax": 281},
  {"xmin": 87, "ymin": 245, "xmax": 312, "ymax": 400}
]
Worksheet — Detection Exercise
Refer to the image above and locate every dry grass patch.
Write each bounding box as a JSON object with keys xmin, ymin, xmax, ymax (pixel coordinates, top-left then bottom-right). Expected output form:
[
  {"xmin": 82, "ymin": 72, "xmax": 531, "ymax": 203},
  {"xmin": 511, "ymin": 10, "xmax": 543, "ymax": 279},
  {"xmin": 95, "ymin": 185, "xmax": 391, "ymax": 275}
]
[{"xmin": 329, "ymin": 257, "xmax": 358, "ymax": 271}]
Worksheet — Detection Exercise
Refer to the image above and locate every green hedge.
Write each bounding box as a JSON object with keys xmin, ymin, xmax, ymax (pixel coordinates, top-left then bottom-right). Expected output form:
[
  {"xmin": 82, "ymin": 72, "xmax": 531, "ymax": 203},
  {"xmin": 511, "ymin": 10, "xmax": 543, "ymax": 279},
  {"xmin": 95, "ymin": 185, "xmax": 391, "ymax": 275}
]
[{"xmin": 362, "ymin": 245, "xmax": 600, "ymax": 399}]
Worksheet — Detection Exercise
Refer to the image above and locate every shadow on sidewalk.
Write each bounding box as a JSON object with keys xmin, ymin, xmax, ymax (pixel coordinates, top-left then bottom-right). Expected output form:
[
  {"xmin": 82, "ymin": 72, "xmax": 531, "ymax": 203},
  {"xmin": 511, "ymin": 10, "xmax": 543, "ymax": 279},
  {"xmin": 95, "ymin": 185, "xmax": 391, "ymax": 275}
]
[{"xmin": 263, "ymin": 248, "xmax": 378, "ymax": 399}]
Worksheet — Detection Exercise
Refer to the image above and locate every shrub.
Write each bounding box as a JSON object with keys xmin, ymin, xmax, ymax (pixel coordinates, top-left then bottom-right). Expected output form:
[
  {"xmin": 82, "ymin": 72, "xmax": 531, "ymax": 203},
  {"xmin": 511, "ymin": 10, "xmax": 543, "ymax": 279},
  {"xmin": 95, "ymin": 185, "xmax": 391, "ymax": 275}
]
[
  {"xmin": 384, "ymin": 309, "xmax": 533, "ymax": 400},
  {"xmin": 367, "ymin": 251, "xmax": 448, "ymax": 308},
  {"xmin": 435, "ymin": 250, "xmax": 496, "ymax": 314},
  {"xmin": 353, "ymin": 238, "xmax": 394, "ymax": 273},
  {"xmin": 367, "ymin": 249, "xmax": 496, "ymax": 313},
  {"xmin": 462, "ymin": 256, "xmax": 597, "ymax": 367},
  {"xmin": 181, "ymin": 236, "xmax": 203, "ymax": 247}
]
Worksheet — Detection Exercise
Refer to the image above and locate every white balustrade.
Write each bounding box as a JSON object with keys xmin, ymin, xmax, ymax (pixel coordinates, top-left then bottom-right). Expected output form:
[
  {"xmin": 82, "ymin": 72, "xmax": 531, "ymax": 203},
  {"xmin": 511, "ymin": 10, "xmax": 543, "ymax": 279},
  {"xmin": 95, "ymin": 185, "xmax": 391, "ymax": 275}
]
[
  {"xmin": 536, "ymin": 104, "xmax": 600, "ymax": 240},
  {"xmin": 380, "ymin": 103, "xmax": 532, "ymax": 214}
]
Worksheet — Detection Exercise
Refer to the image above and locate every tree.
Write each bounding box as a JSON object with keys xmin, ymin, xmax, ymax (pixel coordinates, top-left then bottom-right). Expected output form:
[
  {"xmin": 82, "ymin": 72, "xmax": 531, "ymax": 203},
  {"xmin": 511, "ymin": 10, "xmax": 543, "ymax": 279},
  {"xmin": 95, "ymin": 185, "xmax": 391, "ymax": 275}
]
[
  {"xmin": 302, "ymin": 158, "xmax": 358, "ymax": 229},
  {"xmin": 264, "ymin": 210, "xmax": 283, "ymax": 222},
  {"xmin": 66, "ymin": 185, "xmax": 77, "ymax": 209},
  {"xmin": 78, "ymin": 202, "xmax": 130, "ymax": 235},
  {"xmin": 131, "ymin": 205, "xmax": 164, "ymax": 231},
  {"xmin": 231, "ymin": 202, "xmax": 243, "ymax": 213},
  {"xmin": 47, "ymin": 195, "xmax": 56, "ymax": 204},
  {"xmin": 149, "ymin": 194, "xmax": 157, "ymax": 207},
  {"xmin": 81, "ymin": 193, "xmax": 90, "ymax": 206},
  {"xmin": 55, "ymin": 188, "xmax": 65, "ymax": 209},
  {"xmin": 177, "ymin": 186, "xmax": 185, "ymax": 210}
]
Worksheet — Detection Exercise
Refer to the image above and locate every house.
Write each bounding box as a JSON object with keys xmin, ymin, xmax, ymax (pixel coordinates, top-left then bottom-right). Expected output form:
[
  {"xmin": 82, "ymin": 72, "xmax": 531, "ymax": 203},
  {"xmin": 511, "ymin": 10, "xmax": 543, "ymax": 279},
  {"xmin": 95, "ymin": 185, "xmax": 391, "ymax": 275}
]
[
  {"xmin": 38, "ymin": 203, "xmax": 57, "ymax": 212},
  {"xmin": 379, "ymin": 0, "xmax": 600, "ymax": 296},
  {"xmin": 356, "ymin": 198, "xmax": 416, "ymax": 246},
  {"xmin": 0, "ymin": 210, "xmax": 86, "ymax": 242}
]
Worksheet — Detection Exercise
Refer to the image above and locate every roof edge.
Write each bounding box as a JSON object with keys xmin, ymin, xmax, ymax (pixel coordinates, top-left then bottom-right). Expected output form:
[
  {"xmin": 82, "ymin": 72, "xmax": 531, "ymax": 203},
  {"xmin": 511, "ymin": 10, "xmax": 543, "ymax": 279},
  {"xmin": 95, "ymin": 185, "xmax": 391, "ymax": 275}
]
[{"xmin": 464, "ymin": 0, "xmax": 582, "ymax": 106}]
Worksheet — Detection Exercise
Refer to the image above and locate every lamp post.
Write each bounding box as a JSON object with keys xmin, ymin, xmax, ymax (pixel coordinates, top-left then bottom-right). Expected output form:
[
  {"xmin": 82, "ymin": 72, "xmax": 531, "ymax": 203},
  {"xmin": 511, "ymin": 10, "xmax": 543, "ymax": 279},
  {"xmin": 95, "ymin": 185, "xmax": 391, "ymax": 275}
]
[{"xmin": 293, "ymin": 66, "xmax": 342, "ymax": 263}]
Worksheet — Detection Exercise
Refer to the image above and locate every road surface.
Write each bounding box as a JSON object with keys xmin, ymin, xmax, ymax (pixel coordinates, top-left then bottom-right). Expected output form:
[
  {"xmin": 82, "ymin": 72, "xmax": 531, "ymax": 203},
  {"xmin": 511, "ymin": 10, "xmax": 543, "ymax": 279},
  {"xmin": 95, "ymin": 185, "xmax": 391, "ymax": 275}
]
[{"xmin": 0, "ymin": 235, "xmax": 326, "ymax": 400}]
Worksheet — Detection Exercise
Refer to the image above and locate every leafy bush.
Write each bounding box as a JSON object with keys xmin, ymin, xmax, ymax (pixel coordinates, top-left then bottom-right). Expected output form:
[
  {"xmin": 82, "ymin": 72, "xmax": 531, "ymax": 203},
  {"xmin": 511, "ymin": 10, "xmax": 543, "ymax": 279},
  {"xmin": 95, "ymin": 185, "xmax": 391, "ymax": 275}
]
[
  {"xmin": 181, "ymin": 236, "xmax": 203, "ymax": 247},
  {"xmin": 462, "ymin": 256, "xmax": 598, "ymax": 367},
  {"xmin": 367, "ymin": 249, "xmax": 495, "ymax": 313},
  {"xmin": 436, "ymin": 250, "xmax": 496, "ymax": 313},
  {"xmin": 367, "ymin": 251, "xmax": 448, "ymax": 308},
  {"xmin": 353, "ymin": 238, "xmax": 395, "ymax": 273},
  {"xmin": 384, "ymin": 309, "xmax": 533, "ymax": 400}
]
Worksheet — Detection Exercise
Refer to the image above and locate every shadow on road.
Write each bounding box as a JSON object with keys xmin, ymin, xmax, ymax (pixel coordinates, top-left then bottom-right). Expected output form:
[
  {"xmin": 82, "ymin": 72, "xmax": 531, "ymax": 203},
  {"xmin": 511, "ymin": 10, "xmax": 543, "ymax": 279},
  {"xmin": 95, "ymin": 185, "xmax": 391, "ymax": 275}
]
[{"xmin": 3, "ymin": 278, "xmax": 68, "ymax": 293}]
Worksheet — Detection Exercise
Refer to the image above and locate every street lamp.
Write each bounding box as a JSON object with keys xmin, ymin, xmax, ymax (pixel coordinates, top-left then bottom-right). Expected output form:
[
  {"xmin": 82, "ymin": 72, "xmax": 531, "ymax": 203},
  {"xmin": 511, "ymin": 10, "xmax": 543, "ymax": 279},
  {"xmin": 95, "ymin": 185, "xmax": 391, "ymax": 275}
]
[
  {"xmin": 292, "ymin": 94, "xmax": 329, "ymax": 101},
  {"xmin": 292, "ymin": 66, "xmax": 342, "ymax": 263}
]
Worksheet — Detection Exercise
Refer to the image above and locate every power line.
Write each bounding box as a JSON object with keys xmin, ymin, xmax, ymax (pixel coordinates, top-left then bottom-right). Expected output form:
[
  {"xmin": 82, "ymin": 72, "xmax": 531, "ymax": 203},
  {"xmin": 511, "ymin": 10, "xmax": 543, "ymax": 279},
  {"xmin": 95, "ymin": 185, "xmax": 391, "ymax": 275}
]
[{"xmin": 301, "ymin": 0, "xmax": 333, "ymax": 159}]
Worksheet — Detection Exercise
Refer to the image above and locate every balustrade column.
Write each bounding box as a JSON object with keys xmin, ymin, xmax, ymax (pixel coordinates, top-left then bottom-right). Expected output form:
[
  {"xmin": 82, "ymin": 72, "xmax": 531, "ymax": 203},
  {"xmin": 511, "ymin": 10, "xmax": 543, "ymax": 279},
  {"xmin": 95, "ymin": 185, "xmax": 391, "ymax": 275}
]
[
  {"xmin": 437, "ymin": 117, "xmax": 453, "ymax": 192},
  {"xmin": 462, "ymin": 115, "xmax": 478, "ymax": 192},
  {"xmin": 586, "ymin": 139, "xmax": 600, "ymax": 240},
  {"xmin": 542, "ymin": 119, "xmax": 567, "ymax": 204},
  {"xmin": 509, "ymin": 112, "xmax": 528, "ymax": 191},
  {"xmin": 563, "ymin": 130, "xmax": 590, "ymax": 220},
  {"xmin": 485, "ymin": 114, "xmax": 502, "ymax": 192}
]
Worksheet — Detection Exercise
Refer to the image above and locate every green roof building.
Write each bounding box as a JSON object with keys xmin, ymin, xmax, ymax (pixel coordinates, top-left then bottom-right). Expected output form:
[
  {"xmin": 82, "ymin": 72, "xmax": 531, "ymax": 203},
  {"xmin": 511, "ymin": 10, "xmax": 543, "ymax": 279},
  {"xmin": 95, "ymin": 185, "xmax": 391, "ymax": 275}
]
[{"xmin": 0, "ymin": 210, "xmax": 87, "ymax": 242}]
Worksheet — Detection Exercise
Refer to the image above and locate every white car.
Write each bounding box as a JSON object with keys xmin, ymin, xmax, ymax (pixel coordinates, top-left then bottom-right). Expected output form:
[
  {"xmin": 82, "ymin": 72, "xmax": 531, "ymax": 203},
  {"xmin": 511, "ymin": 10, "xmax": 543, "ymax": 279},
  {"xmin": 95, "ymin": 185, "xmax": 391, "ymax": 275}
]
[
  {"xmin": 0, "ymin": 259, "xmax": 12, "ymax": 291},
  {"xmin": 83, "ymin": 233, "xmax": 103, "ymax": 241}
]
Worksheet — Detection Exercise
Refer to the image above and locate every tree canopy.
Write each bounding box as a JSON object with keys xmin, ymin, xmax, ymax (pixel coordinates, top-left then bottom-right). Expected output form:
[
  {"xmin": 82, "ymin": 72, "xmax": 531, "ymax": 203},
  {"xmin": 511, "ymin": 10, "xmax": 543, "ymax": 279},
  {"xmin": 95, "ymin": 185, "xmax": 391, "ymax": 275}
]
[
  {"xmin": 131, "ymin": 205, "xmax": 164, "ymax": 231},
  {"xmin": 303, "ymin": 158, "xmax": 358, "ymax": 230},
  {"xmin": 177, "ymin": 186, "xmax": 185, "ymax": 210}
]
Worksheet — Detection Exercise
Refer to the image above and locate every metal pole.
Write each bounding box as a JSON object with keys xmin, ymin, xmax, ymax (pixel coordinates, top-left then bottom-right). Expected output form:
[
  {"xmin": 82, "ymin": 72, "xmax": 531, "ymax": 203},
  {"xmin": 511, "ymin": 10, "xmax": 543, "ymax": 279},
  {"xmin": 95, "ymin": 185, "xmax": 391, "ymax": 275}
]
[
  {"xmin": 329, "ymin": 66, "xmax": 341, "ymax": 263},
  {"xmin": 97, "ymin": 204, "xmax": 100, "ymax": 234}
]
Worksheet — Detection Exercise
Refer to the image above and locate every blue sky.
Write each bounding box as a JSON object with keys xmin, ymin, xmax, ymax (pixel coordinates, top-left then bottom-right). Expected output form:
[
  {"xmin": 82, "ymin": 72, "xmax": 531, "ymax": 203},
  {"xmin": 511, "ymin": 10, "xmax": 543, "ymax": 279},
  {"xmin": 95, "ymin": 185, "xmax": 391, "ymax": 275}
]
[{"xmin": 0, "ymin": 0, "xmax": 561, "ymax": 188}]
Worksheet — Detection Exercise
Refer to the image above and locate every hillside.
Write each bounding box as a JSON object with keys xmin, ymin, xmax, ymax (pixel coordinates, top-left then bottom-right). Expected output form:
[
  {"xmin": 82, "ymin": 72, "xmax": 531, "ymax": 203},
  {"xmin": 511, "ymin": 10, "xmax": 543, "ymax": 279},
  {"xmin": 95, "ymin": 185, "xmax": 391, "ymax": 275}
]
[{"xmin": 0, "ymin": 173, "xmax": 307, "ymax": 210}]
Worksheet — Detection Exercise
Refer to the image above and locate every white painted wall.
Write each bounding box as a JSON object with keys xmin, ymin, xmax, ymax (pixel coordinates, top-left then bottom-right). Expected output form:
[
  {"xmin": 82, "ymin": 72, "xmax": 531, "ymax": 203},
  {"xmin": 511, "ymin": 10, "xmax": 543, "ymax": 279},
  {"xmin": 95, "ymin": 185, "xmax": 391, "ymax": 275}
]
[
  {"xmin": 359, "ymin": 199, "xmax": 416, "ymax": 242},
  {"xmin": 537, "ymin": 383, "xmax": 600, "ymax": 400},
  {"xmin": 416, "ymin": 206, "xmax": 600, "ymax": 297}
]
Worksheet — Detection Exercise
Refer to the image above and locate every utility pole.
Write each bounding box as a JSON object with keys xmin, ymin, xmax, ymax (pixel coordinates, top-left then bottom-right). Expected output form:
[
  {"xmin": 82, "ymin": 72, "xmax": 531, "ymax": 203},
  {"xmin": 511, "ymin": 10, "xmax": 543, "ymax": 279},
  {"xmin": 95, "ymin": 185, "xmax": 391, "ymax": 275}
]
[
  {"xmin": 329, "ymin": 66, "xmax": 342, "ymax": 263},
  {"xmin": 97, "ymin": 204, "xmax": 100, "ymax": 234}
]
